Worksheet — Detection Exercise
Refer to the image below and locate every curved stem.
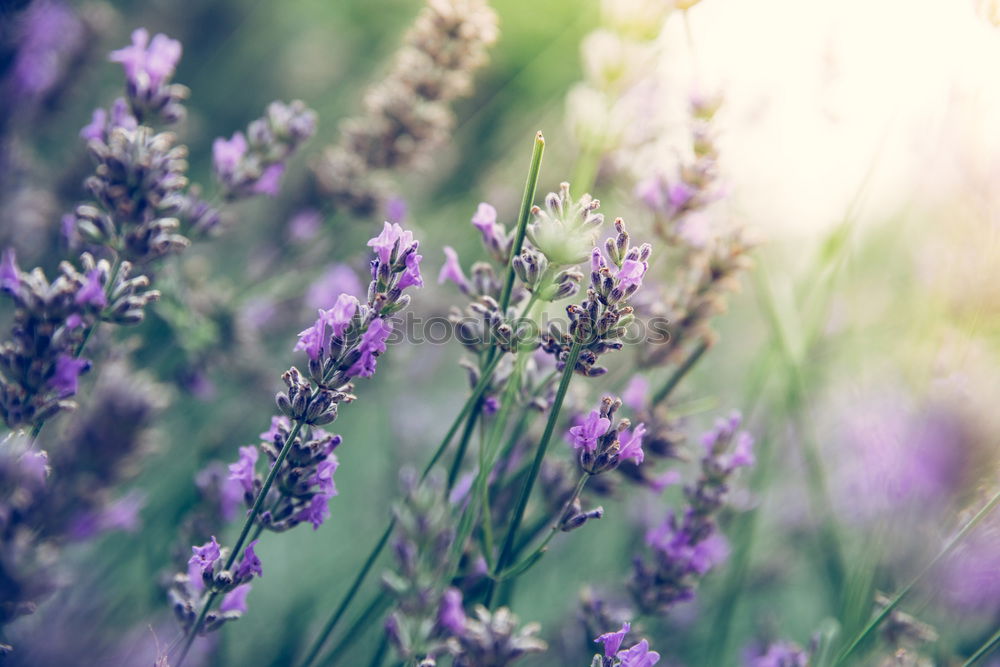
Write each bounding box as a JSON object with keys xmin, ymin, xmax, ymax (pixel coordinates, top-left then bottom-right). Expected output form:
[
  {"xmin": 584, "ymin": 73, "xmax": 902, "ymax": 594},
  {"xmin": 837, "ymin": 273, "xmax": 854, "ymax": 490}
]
[
  {"xmin": 490, "ymin": 342, "xmax": 582, "ymax": 599},
  {"xmin": 836, "ymin": 488, "xmax": 1000, "ymax": 665}
]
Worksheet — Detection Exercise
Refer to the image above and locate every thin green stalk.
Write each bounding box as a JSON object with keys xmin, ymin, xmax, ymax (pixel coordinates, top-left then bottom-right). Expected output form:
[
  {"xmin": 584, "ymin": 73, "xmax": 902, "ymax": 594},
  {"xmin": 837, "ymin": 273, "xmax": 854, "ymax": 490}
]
[
  {"xmin": 491, "ymin": 342, "xmax": 583, "ymax": 598},
  {"xmin": 315, "ymin": 590, "xmax": 393, "ymax": 667},
  {"xmin": 447, "ymin": 405, "xmax": 480, "ymax": 489},
  {"xmin": 836, "ymin": 488, "xmax": 1000, "ymax": 665},
  {"xmin": 964, "ymin": 626, "xmax": 1000, "ymax": 666},
  {"xmin": 498, "ymin": 131, "xmax": 545, "ymax": 313},
  {"xmin": 177, "ymin": 420, "xmax": 304, "ymax": 665},
  {"xmin": 650, "ymin": 340, "xmax": 708, "ymax": 407}
]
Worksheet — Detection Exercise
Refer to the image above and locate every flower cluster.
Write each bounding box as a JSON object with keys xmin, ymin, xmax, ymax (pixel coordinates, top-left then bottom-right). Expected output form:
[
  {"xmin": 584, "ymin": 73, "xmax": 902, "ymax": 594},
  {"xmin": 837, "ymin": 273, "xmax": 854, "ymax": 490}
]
[
  {"xmin": 630, "ymin": 412, "xmax": 754, "ymax": 613},
  {"xmin": 170, "ymin": 221, "xmax": 422, "ymax": 640},
  {"xmin": 212, "ymin": 100, "xmax": 317, "ymax": 200},
  {"xmin": 382, "ymin": 471, "xmax": 461, "ymax": 663},
  {"xmin": 0, "ymin": 251, "xmax": 158, "ymax": 428},
  {"xmin": 313, "ymin": 0, "xmax": 498, "ymax": 215},
  {"xmin": 591, "ymin": 622, "xmax": 661, "ymax": 667},
  {"xmin": 109, "ymin": 28, "xmax": 188, "ymax": 124},
  {"xmin": 449, "ymin": 606, "xmax": 547, "ymax": 667},
  {"xmin": 567, "ymin": 395, "xmax": 646, "ymax": 476},
  {"xmin": 541, "ymin": 218, "xmax": 650, "ymax": 376}
]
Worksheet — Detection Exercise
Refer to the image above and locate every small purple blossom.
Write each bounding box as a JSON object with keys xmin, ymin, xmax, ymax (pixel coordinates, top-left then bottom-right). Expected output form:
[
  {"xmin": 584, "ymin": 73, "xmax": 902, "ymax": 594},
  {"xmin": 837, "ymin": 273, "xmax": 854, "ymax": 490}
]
[
  {"xmin": 234, "ymin": 539, "xmax": 263, "ymax": 581},
  {"xmin": 75, "ymin": 269, "xmax": 107, "ymax": 308},
  {"xmin": 109, "ymin": 28, "xmax": 182, "ymax": 88},
  {"xmin": 748, "ymin": 641, "xmax": 809, "ymax": 667},
  {"xmin": 346, "ymin": 318, "xmax": 392, "ymax": 378},
  {"xmin": 567, "ymin": 410, "xmax": 611, "ymax": 454},
  {"xmin": 305, "ymin": 265, "xmax": 363, "ymax": 309},
  {"xmin": 595, "ymin": 621, "xmax": 631, "ymax": 657},
  {"xmin": 219, "ymin": 584, "xmax": 252, "ymax": 614},
  {"xmin": 260, "ymin": 416, "xmax": 290, "ymax": 444},
  {"xmin": 438, "ymin": 246, "xmax": 469, "ymax": 290},
  {"xmin": 228, "ymin": 445, "xmax": 259, "ymax": 495},
  {"xmin": 188, "ymin": 536, "xmax": 221, "ymax": 575},
  {"xmin": 618, "ymin": 423, "xmax": 646, "ymax": 464},
  {"xmin": 50, "ymin": 354, "xmax": 88, "ymax": 398},
  {"xmin": 618, "ymin": 639, "xmax": 661, "ymax": 667},
  {"xmin": 294, "ymin": 310, "xmax": 332, "ymax": 361},
  {"xmin": 397, "ymin": 250, "xmax": 424, "ymax": 290},
  {"xmin": 386, "ymin": 196, "xmax": 408, "ymax": 223},
  {"xmin": 252, "ymin": 162, "xmax": 285, "ymax": 196},
  {"xmin": 368, "ymin": 221, "xmax": 416, "ymax": 264},
  {"xmin": 1, "ymin": 248, "xmax": 20, "ymax": 292},
  {"xmin": 617, "ymin": 258, "xmax": 648, "ymax": 290},
  {"xmin": 622, "ymin": 375, "xmax": 649, "ymax": 411},
  {"xmin": 471, "ymin": 202, "xmax": 501, "ymax": 245},
  {"xmin": 438, "ymin": 587, "xmax": 466, "ymax": 636},
  {"xmin": 213, "ymin": 132, "xmax": 248, "ymax": 179},
  {"xmin": 80, "ymin": 108, "xmax": 107, "ymax": 141},
  {"xmin": 296, "ymin": 493, "xmax": 331, "ymax": 530},
  {"xmin": 311, "ymin": 456, "xmax": 339, "ymax": 497},
  {"xmin": 288, "ymin": 208, "xmax": 323, "ymax": 242}
]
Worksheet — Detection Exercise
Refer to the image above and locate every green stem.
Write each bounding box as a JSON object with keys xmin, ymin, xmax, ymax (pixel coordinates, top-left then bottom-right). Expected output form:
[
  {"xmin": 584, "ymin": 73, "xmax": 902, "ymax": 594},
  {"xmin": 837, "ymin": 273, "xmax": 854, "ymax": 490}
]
[
  {"xmin": 498, "ymin": 131, "xmax": 545, "ymax": 313},
  {"xmin": 447, "ymin": 405, "xmax": 480, "ymax": 489},
  {"xmin": 964, "ymin": 626, "xmax": 1000, "ymax": 666},
  {"xmin": 315, "ymin": 590, "xmax": 393, "ymax": 667},
  {"xmin": 178, "ymin": 420, "xmax": 305, "ymax": 665},
  {"xmin": 835, "ymin": 488, "xmax": 1000, "ymax": 665},
  {"xmin": 650, "ymin": 339, "xmax": 708, "ymax": 407},
  {"xmin": 491, "ymin": 342, "xmax": 582, "ymax": 597}
]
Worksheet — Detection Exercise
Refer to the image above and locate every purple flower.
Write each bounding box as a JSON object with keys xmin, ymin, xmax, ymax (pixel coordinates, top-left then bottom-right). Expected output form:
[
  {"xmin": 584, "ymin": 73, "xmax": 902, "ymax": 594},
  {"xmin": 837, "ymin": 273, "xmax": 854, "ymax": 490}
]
[
  {"xmin": 618, "ymin": 639, "xmax": 661, "ymax": 667},
  {"xmin": 109, "ymin": 28, "xmax": 182, "ymax": 88},
  {"xmin": 346, "ymin": 318, "xmax": 393, "ymax": 378},
  {"xmin": 618, "ymin": 423, "xmax": 646, "ymax": 464},
  {"xmin": 748, "ymin": 641, "xmax": 808, "ymax": 667},
  {"xmin": 397, "ymin": 250, "xmax": 424, "ymax": 290},
  {"xmin": 729, "ymin": 432, "xmax": 756, "ymax": 469},
  {"xmin": 288, "ymin": 208, "xmax": 323, "ymax": 242},
  {"xmin": 1, "ymin": 248, "xmax": 20, "ymax": 292},
  {"xmin": 234, "ymin": 539, "xmax": 263, "ymax": 581},
  {"xmin": 80, "ymin": 108, "xmax": 107, "ymax": 141},
  {"xmin": 296, "ymin": 493, "xmax": 331, "ymax": 530},
  {"xmin": 311, "ymin": 456, "xmax": 339, "ymax": 497},
  {"xmin": 294, "ymin": 308, "xmax": 336, "ymax": 361},
  {"xmin": 471, "ymin": 202, "xmax": 502, "ymax": 245},
  {"xmin": 438, "ymin": 246, "xmax": 469, "ymax": 290},
  {"xmin": 50, "ymin": 354, "xmax": 88, "ymax": 398},
  {"xmin": 228, "ymin": 445, "xmax": 259, "ymax": 495},
  {"xmin": 567, "ymin": 410, "xmax": 610, "ymax": 453},
  {"xmin": 386, "ymin": 196, "xmax": 408, "ymax": 223},
  {"xmin": 75, "ymin": 268, "xmax": 107, "ymax": 307},
  {"xmin": 367, "ymin": 221, "xmax": 416, "ymax": 264},
  {"xmin": 20, "ymin": 450, "xmax": 48, "ymax": 488},
  {"xmin": 260, "ymin": 416, "xmax": 290, "ymax": 443},
  {"xmin": 219, "ymin": 583, "xmax": 252, "ymax": 614},
  {"xmin": 188, "ymin": 536, "xmax": 221, "ymax": 575},
  {"xmin": 622, "ymin": 375, "xmax": 649, "ymax": 411},
  {"xmin": 212, "ymin": 132, "xmax": 248, "ymax": 179},
  {"xmin": 305, "ymin": 265, "xmax": 363, "ymax": 310},
  {"xmin": 617, "ymin": 259, "xmax": 648, "ymax": 290},
  {"xmin": 109, "ymin": 98, "xmax": 138, "ymax": 130},
  {"xmin": 595, "ymin": 621, "xmax": 631, "ymax": 657},
  {"xmin": 483, "ymin": 396, "xmax": 500, "ymax": 415},
  {"xmin": 438, "ymin": 587, "xmax": 466, "ymax": 635},
  {"xmin": 328, "ymin": 294, "xmax": 359, "ymax": 338},
  {"xmin": 252, "ymin": 162, "xmax": 285, "ymax": 197}
]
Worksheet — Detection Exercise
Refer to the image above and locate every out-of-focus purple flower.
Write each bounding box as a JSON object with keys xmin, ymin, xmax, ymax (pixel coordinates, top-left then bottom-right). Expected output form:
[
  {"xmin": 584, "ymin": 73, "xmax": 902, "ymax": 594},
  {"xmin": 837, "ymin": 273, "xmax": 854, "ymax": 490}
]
[
  {"xmin": 80, "ymin": 108, "xmax": 108, "ymax": 141},
  {"xmin": 1, "ymin": 248, "xmax": 20, "ymax": 292},
  {"xmin": 938, "ymin": 504, "xmax": 1000, "ymax": 613},
  {"xmin": 213, "ymin": 132, "xmax": 248, "ymax": 179},
  {"xmin": 228, "ymin": 445, "xmax": 259, "ymax": 495},
  {"xmin": 439, "ymin": 587, "xmax": 466, "ymax": 635},
  {"xmin": 20, "ymin": 450, "xmax": 49, "ymax": 488},
  {"xmin": 75, "ymin": 269, "xmax": 107, "ymax": 307},
  {"xmin": 386, "ymin": 196, "xmax": 408, "ymax": 223},
  {"xmin": 618, "ymin": 423, "xmax": 646, "ymax": 464},
  {"xmin": 368, "ymin": 221, "xmax": 416, "ymax": 264},
  {"xmin": 305, "ymin": 265, "xmax": 363, "ymax": 310},
  {"xmin": 11, "ymin": 0, "xmax": 85, "ymax": 99},
  {"xmin": 252, "ymin": 163, "xmax": 285, "ymax": 196},
  {"xmin": 219, "ymin": 584, "xmax": 252, "ymax": 614},
  {"xmin": 747, "ymin": 641, "xmax": 809, "ymax": 667},
  {"xmin": 647, "ymin": 516, "xmax": 730, "ymax": 576},
  {"xmin": 50, "ymin": 354, "xmax": 88, "ymax": 398},
  {"xmin": 109, "ymin": 98, "xmax": 138, "ymax": 130},
  {"xmin": 189, "ymin": 536, "xmax": 221, "ymax": 574},
  {"xmin": 649, "ymin": 470, "xmax": 682, "ymax": 493},
  {"xmin": 347, "ymin": 318, "xmax": 392, "ymax": 378},
  {"xmin": 567, "ymin": 410, "xmax": 611, "ymax": 453},
  {"xmin": 296, "ymin": 493, "xmax": 331, "ymax": 530},
  {"xmin": 288, "ymin": 208, "xmax": 323, "ymax": 242},
  {"xmin": 438, "ymin": 246, "xmax": 469, "ymax": 290},
  {"xmin": 595, "ymin": 621, "xmax": 631, "ymax": 657},
  {"xmin": 109, "ymin": 28, "xmax": 182, "ymax": 88},
  {"xmin": 68, "ymin": 492, "xmax": 145, "ymax": 540},
  {"xmin": 622, "ymin": 375, "xmax": 649, "ymax": 411},
  {"xmin": 618, "ymin": 639, "xmax": 661, "ymax": 667},
  {"xmin": 483, "ymin": 396, "xmax": 500, "ymax": 415},
  {"xmin": 234, "ymin": 539, "xmax": 263, "ymax": 581}
]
